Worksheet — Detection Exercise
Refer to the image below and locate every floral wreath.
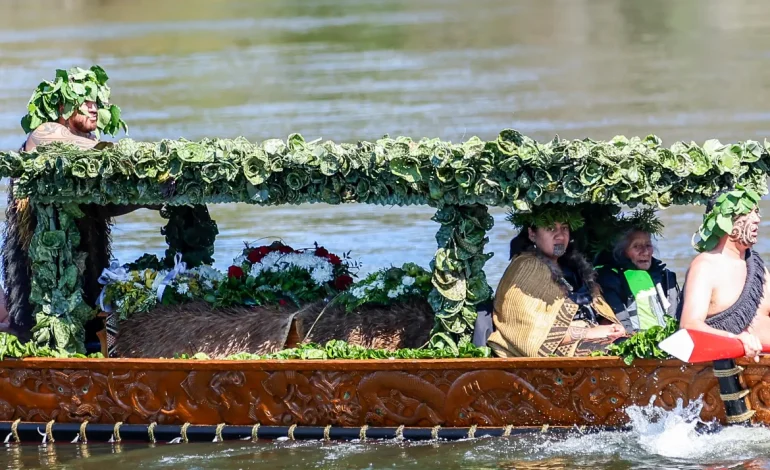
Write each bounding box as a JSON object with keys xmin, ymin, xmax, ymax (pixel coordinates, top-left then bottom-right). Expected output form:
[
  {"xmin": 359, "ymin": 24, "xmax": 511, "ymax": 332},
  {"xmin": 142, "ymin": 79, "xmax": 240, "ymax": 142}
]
[
  {"xmin": 21, "ymin": 65, "xmax": 127, "ymax": 139},
  {"xmin": 506, "ymin": 204, "xmax": 585, "ymax": 231},
  {"xmin": 693, "ymin": 184, "xmax": 762, "ymax": 252}
]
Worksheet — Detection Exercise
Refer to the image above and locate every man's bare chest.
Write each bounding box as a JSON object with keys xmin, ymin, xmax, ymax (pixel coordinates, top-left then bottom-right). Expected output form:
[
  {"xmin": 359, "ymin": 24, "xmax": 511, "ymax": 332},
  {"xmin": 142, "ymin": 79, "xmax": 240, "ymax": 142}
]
[{"xmin": 708, "ymin": 263, "xmax": 747, "ymax": 316}]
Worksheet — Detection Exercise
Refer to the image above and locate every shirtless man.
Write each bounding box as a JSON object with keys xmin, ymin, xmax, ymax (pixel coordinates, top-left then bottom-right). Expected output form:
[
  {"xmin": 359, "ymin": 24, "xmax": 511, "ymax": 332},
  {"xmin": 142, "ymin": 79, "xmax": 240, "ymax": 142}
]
[
  {"xmin": 23, "ymin": 100, "xmax": 100, "ymax": 152},
  {"xmin": 3, "ymin": 69, "xmax": 147, "ymax": 342},
  {"xmin": 678, "ymin": 188, "xmax": 766, "ymax": 360},
  {"xmin": 2, "ymin": 98, "xmax": 104, "ymax": 336}
]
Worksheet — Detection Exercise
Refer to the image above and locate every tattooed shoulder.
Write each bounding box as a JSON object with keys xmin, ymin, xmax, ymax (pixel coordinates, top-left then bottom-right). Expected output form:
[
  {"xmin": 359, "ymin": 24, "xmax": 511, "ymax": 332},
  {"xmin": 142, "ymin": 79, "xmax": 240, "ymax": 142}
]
[{"xmin": 25, "ymin": 122, "xmax": 96, "ymax": 151}]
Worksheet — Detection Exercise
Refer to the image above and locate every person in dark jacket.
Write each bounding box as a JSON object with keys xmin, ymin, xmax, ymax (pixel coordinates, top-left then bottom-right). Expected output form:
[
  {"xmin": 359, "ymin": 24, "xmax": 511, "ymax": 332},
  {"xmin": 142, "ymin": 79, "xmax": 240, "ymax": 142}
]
[{"xmin": 596, "ymin": 228, "xmax": 680, "ymax": 335}]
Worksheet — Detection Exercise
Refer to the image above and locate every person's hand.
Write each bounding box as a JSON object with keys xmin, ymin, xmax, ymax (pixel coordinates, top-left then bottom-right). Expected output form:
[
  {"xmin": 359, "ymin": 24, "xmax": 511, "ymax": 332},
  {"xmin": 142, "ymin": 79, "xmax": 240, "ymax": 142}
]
[
  {"xmin": 586, "ymin": 324, "xmax": 626, "ymax": 340},
  {"xmin": 736, "ymin": 331, "xmax": 763, "ymax": 362}
]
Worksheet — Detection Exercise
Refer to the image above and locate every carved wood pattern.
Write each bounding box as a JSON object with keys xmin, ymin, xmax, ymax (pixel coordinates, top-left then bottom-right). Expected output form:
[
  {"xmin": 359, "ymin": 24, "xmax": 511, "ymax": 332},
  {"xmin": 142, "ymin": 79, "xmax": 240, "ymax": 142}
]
[{"xmin": 0, "ymin": 358, "xmax": 761, "ymax": 427}]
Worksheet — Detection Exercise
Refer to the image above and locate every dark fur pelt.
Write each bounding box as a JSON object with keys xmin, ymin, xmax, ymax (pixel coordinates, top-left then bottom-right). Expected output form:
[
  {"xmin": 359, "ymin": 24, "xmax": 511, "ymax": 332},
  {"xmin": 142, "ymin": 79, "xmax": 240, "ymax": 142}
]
[
  {"xmin": 115, "ymin": 301, "xmax": 302, "ymax": 358},
  {"xmin": 533, "ymin": 247, "xmax": 599, "ymax": 296},
  {"xmin": 2, "ymin": 181, "xmax": 35, "ymax": 341},
  {"xmin": 75, "ymin": 204, "xmax": 112, "ymax": 307},
  {"xmin": 294, "ymin": 299, "xmax": 434, "ymax": 350},
  {"xmin": 114, "ymin": 299, "xmax": 435, "ymax": 358},
  {"xmin": 75, "ymin": 204, "xmax": 113, "ymax": 342}
]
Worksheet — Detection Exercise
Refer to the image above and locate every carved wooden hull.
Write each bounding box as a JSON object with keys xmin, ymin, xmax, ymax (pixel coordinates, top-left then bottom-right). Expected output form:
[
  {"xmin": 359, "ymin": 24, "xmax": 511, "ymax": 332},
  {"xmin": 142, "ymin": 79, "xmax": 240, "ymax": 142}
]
[{"xmin": 0, "ymin": 357, "xmax": 767, "ymax": 428}]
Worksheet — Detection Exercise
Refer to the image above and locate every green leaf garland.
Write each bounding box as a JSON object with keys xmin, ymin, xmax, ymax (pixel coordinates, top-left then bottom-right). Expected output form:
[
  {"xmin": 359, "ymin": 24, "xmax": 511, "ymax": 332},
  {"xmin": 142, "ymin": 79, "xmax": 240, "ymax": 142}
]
[
  {"xmin": 21, "ymin": 65, "xmax": 127, "ymax": 139},
  {"xmin": 693, "ymin": 184, "xmax": 762, "ymax": 252}
]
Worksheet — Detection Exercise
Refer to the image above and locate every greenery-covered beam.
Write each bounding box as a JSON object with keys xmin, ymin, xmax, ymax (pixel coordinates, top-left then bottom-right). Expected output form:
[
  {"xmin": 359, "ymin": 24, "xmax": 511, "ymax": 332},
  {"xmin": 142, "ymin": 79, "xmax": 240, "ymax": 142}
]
[
  {"xmin": 0, "ymin": 130, "xmax": 767, "ymax": 209},
  {"xmin": 428, "ymin": 204, "xmax": 494, "ymax": 350},
  {"xmin": 28, "ymin": 203, "xmax": 91, "ymax": 353}
]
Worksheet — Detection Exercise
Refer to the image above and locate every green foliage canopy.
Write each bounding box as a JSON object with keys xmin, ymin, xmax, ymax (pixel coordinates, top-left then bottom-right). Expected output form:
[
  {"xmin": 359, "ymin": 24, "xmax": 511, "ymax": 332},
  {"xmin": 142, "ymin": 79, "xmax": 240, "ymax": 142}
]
[{"xmin": 2, "ymin": 129, "xmax": 769, "ymax": 358}]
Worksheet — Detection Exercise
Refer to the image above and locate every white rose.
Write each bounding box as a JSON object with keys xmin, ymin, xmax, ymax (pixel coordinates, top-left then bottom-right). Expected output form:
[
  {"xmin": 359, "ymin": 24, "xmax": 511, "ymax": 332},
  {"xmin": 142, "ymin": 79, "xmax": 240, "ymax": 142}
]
[{"xmin": 401, "ymin": 276, "xmax": 415, "ymax": 287}]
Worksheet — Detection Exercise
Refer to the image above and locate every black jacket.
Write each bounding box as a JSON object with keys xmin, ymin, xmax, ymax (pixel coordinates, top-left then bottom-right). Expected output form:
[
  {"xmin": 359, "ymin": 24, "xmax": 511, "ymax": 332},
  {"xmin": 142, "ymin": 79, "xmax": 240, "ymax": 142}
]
[{"xmin": 595, "ymin": 253, "xmax": 680, "ymax": 334}]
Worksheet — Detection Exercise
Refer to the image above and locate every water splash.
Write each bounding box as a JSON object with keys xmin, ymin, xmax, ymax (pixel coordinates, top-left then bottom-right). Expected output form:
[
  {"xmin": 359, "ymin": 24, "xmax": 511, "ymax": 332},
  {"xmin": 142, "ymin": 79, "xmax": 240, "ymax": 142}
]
[
  {"xmin": 533, "ymin": 396, "xmax": 770, "ymax": 466},
  {"xmin": 625, "ymin": 396, "xmax": 708, "ymax": 458}
]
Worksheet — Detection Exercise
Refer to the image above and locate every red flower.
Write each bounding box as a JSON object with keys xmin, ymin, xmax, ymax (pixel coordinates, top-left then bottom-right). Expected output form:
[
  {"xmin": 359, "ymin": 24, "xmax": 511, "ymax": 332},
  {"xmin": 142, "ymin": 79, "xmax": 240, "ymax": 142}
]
[
  {"xmin": 228, "ymin": 265, "xmax": 244, "ymax": 279},
  {"xmin": 247, "ymin": 249, "xmax": 263, "ymax": 264},
  {"xmin": 278, "ymin": 299, "xmax": 288, "ymax": 306},
  {"xmin": 315, "ymin": 247, "xmax": 329, "ymax": 258},
  {"xmin": 334, "ymin": 274, "xmax": 354, "ymax": 291},
  {"xmin": 278, "ymin": 246, "xmax": 293, "ymax": 254},
  {"xmin": 327, "ymin": 254, "xmax": 342, "ymax": 266},
  {"xmin": 257, "ymin": 246, "xmax": 270, "ymax": 256}
]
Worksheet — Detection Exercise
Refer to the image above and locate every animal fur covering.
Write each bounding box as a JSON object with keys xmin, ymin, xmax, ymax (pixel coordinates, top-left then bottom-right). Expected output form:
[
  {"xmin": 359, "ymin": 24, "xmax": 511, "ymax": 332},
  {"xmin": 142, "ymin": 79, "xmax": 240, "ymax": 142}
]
[
  {"xmin": 2, "ymin": 181, "xmax": 35, "ymax": 341},
  {"xmin": 114, "ymin": 299, "xmax": 435, "ymax": 358}
]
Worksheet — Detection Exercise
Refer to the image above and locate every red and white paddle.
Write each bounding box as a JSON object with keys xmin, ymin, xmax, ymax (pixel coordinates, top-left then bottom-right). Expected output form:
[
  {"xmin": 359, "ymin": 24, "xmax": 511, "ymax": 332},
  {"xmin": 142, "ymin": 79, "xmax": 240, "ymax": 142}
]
[{"xmin": 658, "ymin": 329, "xmax": 770, "ymax": 363}]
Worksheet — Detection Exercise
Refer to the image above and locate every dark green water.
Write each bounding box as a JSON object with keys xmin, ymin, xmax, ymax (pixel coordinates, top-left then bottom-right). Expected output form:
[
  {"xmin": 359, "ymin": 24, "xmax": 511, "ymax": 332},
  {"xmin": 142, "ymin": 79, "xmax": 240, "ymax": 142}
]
[{"xmin": 3, "ymin": 0, "xmax": 770, "ymax": 467}]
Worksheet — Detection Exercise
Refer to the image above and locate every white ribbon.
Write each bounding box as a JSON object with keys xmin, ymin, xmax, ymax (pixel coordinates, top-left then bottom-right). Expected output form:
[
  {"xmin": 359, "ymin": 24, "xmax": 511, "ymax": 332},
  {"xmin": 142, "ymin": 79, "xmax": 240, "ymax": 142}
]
[
  {"xmin": 96, "ymin": 260, "xmax": 130, "ymax": 313},
  {"xmin": 156, "ymin": 253, "xmax": 187, "ymax": 302}
]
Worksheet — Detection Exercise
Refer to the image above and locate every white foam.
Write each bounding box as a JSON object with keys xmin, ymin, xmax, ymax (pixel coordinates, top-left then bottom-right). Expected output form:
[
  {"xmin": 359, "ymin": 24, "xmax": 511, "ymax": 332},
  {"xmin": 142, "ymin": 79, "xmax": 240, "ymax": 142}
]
[{"xmin": 535, "ymin": 396, "xmax": 770, "ymax": 464}]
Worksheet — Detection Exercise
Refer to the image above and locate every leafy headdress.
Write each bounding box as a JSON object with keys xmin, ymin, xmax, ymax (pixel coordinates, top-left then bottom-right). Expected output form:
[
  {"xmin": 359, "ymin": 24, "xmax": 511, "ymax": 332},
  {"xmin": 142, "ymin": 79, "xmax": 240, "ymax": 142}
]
[
  {"xmin": 21, "ymin": 65, "xmax": 127, "ymax": 139},
  {"xmin": 618, "ymin": 207, "xmax": 664, "ymax": 237},
  {"xmin": 506, "ymin": 204, "xmax": 585, "ymax": 231},
  {"xmin": 693, "ymin": 184, "xmax": 762, "ymax": 252}
]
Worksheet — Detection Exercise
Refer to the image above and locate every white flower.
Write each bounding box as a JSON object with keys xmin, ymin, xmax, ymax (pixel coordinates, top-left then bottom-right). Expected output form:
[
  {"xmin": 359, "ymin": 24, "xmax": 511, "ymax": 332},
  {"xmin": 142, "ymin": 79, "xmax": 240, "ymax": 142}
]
[
  {"xmin": 351, "ymin": 287, "xmax": 366, "ymax": 299},
  {"xmin": 401, "ymin": 276, "xmax": 415, "ymax": 287},
  {"xmin": 176, "ymin": 283, "xmax": 189, "ymax": 295},
  {"xmin": 387, "ymin": 290, "xmax": 399, "ymax": 299},
  {"xmin": 203, "ymin": 279, "xmax": 214, "ymax": 290},
  {"xmin": 193, "ymin": 265, "xmax": 224, "ymax": 283},
  {"xmin": 249, "ymin": 251, "xmax": 335, "ymax": 286},
  {"xmin": 233, "ymin": 255, "xmax": 246, "ymax": 266}
]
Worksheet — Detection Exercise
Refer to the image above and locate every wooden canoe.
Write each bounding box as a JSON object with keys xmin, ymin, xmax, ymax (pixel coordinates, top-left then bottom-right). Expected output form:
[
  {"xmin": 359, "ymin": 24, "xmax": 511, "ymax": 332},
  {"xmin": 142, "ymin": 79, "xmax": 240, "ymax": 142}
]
[{"xmin": 0, "ymin": 356, "xmax": 767, "ymax": 429}]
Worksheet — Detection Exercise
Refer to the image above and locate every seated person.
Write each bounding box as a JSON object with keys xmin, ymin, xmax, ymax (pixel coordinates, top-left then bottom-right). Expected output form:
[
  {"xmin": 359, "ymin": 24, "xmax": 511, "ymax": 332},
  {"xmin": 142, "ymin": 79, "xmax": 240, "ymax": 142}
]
[
  {"xmin": 677, "ymin": 187, "xmax": 766, "ymax": 359},
  {"xmin": 595, "ymin": 214, "xmax": 680, "ymax": 334},
  {"xmin": 488, "ymin": 206, "xmax": 626, "ymax": 358}
]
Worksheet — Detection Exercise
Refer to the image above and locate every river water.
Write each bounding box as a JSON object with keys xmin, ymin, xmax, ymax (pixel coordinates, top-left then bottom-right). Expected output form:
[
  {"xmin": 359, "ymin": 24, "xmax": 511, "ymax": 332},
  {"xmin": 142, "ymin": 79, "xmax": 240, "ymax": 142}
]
[{"xmin": 2, "ymin": 0, "xmax": 770, "ymax": 468}]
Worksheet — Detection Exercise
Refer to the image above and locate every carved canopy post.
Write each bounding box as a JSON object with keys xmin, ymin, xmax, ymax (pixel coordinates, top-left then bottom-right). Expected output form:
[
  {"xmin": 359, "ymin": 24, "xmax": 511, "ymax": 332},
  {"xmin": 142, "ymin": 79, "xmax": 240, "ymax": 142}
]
[{"xmin": 28, "ymin": 202, "xmax": 91, "ymax": 353}]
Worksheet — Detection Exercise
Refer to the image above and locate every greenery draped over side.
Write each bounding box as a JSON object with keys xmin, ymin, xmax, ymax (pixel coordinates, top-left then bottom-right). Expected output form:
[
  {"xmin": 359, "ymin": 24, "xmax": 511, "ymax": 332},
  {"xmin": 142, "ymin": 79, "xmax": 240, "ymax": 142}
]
[{"xmin": 2, "ymin": 129, "xmax": 769, "ymax": 356}]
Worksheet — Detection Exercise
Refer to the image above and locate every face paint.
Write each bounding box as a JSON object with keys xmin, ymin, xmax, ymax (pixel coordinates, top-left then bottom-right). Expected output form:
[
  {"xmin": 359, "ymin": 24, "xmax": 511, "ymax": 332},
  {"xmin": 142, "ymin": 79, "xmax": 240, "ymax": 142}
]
[{"xmin": 552, "ymin": 244, "xmax": 566, "ymax": 257}]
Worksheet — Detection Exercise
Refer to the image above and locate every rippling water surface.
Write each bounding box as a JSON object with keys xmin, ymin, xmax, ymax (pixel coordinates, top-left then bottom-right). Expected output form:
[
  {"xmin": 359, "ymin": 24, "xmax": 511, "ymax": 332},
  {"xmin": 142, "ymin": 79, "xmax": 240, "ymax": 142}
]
[
  {"xmin": 6, "ymin": 400, "xmax": 770, "ymax": 469},
  {"xmin": 3, "ymin": 0, "xmax": 770, "ymax": 467}
]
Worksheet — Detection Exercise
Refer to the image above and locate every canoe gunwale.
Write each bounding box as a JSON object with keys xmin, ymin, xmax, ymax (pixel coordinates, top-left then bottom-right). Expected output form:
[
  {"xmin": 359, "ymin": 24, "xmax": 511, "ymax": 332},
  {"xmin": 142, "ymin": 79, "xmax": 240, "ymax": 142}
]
[{"xmin": 0, "ymin": 356, "xmax": 717, "ymax": 371}]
